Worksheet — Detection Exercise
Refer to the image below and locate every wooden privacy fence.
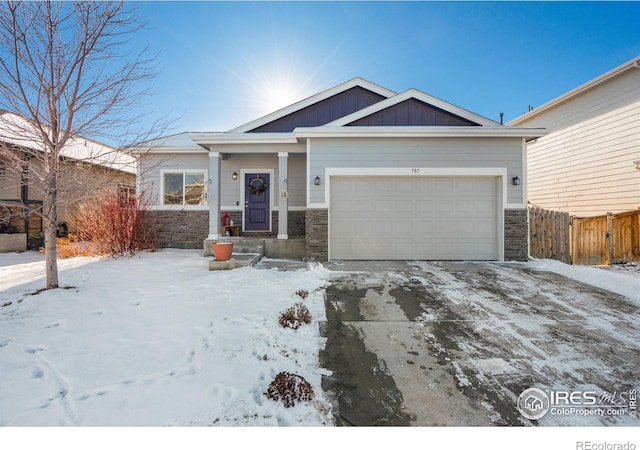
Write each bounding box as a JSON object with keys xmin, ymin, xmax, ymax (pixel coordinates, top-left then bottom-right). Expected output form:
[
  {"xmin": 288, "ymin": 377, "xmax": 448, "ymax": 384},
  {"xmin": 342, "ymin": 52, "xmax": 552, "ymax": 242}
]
[
  {"xmin": 529, "ymin": 207, "xmax": 571, "ymax": 264},
  {"xmin": 529, "ymin": 207, "xmax": 640, "ymax": 265},
  {"xmin": 572, "ymin": 210, "xmax": 640, "ymax": 265}
]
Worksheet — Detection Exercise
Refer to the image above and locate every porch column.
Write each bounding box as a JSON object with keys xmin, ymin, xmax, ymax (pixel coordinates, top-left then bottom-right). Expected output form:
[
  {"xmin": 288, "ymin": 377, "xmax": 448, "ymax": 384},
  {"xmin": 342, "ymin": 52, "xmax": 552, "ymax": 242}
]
[
  {"xmin": 208, "ymin": 151, "xmax": 221, "ymax": 239},
  {"xmin": 278, "ymin": 152, "xmax": 288, "ymax": 239}
]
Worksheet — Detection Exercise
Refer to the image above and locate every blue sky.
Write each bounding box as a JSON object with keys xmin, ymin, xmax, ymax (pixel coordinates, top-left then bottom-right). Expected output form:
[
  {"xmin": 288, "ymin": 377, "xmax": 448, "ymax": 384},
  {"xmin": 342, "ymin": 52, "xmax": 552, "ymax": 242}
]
[{"xmin": 129, "ymin": 1, "xmax": 640, "ymax": 135}]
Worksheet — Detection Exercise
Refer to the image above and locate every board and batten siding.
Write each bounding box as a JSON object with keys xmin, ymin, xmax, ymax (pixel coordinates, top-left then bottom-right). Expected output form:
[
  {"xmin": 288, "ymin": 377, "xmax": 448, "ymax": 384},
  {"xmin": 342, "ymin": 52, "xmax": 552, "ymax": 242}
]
[
  {"xmin": 308, "ymin": 137, "xmax": 524, "ymax": 205},
  {"xmin": 515, "ymin": 68, "xmax": 640, "ymax": 217}
]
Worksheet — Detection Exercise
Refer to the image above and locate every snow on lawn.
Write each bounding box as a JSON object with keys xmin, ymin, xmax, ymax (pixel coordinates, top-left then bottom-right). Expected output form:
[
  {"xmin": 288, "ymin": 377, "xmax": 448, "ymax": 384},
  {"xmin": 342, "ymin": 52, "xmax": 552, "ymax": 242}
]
[
  {"xmin": 0, "ymin": 250, "xmax": 334, "ymax": 426},
  {"xmin": 527, "ymin": 259, "xmax": 640, "ymax": 304}
]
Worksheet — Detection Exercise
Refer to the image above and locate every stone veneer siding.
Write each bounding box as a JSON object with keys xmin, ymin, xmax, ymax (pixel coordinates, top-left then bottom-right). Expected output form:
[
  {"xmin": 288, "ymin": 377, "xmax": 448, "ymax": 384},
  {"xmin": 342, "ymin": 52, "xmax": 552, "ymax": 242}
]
[
  {"xmin": 151, "ymin": 209, "xmax": 307, "ymax": 247},
  {"xmin": 147, "ymin": 210, "xmax": 208, "ymax": 249},
  {"xmin": 221, "ymin": 210, "xmax": 306, "ymax": 237},
  {"xmin": 504, "ymin": 208, "xmax": 528, "ymax": 261},
  {"xmin": 305, "ymin": 209, "xmax": 328, "ymax": 261}
]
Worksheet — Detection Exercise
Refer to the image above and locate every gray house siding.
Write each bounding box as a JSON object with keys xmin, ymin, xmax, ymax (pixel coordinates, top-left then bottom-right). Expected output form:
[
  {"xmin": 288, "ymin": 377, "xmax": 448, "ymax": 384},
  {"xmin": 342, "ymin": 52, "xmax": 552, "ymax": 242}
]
[
  {"xmin": 347, "ymin": 98, "xmax": 479, "ymax": 127},
  {"xmin": 308, "ymin": 137, "xmax": 524, "ymax": 205},
  {"xmin": 248, "ymin": 86, "xmax": 386, "ymax": 133}
]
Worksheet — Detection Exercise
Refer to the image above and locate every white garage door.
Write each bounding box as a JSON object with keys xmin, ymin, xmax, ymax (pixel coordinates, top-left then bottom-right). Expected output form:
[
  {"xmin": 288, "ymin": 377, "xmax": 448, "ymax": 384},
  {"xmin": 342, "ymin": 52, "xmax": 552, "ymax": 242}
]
[{"xmin": 330, "ymin": 176, "xmax": 498, "ymax": 260}]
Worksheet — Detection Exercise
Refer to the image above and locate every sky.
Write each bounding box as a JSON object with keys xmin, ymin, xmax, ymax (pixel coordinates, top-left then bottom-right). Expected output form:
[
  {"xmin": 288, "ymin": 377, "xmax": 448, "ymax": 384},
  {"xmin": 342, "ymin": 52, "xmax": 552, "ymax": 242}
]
[{"xmin": 125, "ymin": 1, "xmax": 640, "ymax": 138}]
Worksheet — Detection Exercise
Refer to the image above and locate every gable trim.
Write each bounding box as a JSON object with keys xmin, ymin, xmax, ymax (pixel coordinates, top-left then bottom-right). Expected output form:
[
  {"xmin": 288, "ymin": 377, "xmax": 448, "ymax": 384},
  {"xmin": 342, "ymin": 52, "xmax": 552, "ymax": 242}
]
[
  {"xmin": 229, "ymin": 78, "xmax": 396, "ymax": 133},
  {"xmin": 327, "ymin": 89, "xmax": 500, "ymax": 127}
]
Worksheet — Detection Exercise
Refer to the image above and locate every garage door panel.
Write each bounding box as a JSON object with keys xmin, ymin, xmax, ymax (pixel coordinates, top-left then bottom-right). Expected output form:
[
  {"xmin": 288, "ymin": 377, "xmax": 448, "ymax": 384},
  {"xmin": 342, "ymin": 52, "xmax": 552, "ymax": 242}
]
[
  {"xmin": 330, "ymin": 176, "xmax": 498, "ymax": 260},
  {"xmin": 415, "ymin": 179, "xmax": 435, "ymax": 193},
  {"xmin": 415, "ymin": 199, "xmax": 434, "ymax": 213},
  {"xmin": 435, "ymin": 179, "xmax": 455, "ymax": 193}
]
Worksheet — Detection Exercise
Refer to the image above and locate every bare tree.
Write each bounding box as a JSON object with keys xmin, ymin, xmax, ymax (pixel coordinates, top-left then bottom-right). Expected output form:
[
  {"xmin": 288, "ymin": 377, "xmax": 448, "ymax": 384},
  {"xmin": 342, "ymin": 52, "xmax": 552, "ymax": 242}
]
[{"xmin": 0, "ymin": 1, "xmax": 163, "ymax": 289}]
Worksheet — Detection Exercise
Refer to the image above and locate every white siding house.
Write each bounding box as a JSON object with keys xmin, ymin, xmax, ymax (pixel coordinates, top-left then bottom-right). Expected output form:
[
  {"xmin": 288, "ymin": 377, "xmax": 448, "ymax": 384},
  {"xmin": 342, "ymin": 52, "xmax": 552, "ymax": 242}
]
[{"xmin": 509, "ymin": 56, "xmax": 640, "ymax": 217}]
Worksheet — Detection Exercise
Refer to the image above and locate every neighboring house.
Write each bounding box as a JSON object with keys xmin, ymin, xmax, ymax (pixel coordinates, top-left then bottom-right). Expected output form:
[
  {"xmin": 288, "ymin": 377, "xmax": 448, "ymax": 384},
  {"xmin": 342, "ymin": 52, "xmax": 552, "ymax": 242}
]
[
  {"xmin": 508, "ymin": 55, "xmax": 640, "ymax": 217},
  {"xmin": 135, "ymin": 78, "xmax": 543, "ymax": 261},
  {"xmin": 0, "ymin": 111, "xmax": 136, "ymax": 251}
]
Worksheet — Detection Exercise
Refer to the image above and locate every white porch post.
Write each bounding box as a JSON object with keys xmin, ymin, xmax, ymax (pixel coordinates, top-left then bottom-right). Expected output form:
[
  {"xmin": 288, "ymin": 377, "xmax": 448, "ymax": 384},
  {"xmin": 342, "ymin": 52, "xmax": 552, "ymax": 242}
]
[
  {"xmin": 278, "ymin": 152, "xmax": 288, "ymax": 239},
  {"xmin": 208, "ymin": 152, "xmax": 221, "ymax": 239}
]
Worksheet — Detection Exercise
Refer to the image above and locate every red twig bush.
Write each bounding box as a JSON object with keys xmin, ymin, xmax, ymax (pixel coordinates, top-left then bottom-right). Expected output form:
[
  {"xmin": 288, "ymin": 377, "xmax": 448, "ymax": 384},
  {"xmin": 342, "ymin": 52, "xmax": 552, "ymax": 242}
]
[
  {"xmin": 67, "ymin": 188, "xmax": 158, "ymax": 256},
  {"xmin": 265, "ymin": 371, "xmax": 313, "ymax": 407}
]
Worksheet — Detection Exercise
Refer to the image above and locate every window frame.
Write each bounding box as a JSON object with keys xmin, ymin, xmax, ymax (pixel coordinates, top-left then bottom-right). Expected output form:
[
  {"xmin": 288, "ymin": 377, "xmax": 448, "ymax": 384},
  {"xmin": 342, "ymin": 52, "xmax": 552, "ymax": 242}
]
[{"xmin": 160, "ymin": 169, "xmax": 208, "ymax": 209}]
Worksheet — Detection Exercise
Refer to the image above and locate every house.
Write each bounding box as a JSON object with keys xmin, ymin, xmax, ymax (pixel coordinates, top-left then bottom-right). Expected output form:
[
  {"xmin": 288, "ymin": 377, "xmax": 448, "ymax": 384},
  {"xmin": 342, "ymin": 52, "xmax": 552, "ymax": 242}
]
[
  {"xmin": 135, "ymin": 78, "xmax": 544, "ymax": 261},
  {"xmin": 508, "ymin": 55, "xmax": 640, "ymax": 217},
  {"xmin": 0, "ymin": 111, "xmax": 136, "ymax": 251}
]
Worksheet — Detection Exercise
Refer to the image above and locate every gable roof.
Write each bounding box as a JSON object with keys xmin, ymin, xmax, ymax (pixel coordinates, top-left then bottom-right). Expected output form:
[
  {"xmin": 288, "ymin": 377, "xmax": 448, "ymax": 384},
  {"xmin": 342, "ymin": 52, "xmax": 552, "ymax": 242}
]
[
  {"xmin": 328, "ymin": 89, "xmax": 500, "ymax": 127},
  {"xmin": 129, "ymin": 131, "xmax": 212, "ymax": 153},
  {"xmin": 508, "ymin": 55, "xmax": 640, "ymax": 126},
  {"xmin": 0, "ymin": 110, "xmax": 135, "ymax": 173},
  {"xmin": 229, "ymin": 77, "xmax": 396, "ymax": 133}
]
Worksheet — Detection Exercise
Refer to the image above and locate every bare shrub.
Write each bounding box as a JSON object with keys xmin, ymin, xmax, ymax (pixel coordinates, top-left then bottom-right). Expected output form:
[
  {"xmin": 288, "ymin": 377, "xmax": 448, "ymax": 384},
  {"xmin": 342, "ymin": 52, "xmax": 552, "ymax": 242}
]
[
  {"xmin": 295, "ymin": 289, "xmax": 308, "ymax": 299},
  {"xmin": 265, "ymin": 371, "xmax": 313, "ymax": 408},
  {"xmin": 56, "ymin": 234, "xmax": 98, "ymax": 259},
  {"xmin": 67, "ymin": 188, "xmax": 158, "ymax": 257},
  {"xmin": 278, "ymin": 302, "xmax": 311, "ymax": 330}
]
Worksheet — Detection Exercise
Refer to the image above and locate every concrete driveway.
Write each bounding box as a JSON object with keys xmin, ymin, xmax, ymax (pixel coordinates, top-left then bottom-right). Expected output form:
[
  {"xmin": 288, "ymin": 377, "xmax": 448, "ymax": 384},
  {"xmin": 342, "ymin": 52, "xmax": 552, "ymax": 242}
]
[{"xmin": 319, "ymin": 261, "xmax": 639, "ymax": 426}]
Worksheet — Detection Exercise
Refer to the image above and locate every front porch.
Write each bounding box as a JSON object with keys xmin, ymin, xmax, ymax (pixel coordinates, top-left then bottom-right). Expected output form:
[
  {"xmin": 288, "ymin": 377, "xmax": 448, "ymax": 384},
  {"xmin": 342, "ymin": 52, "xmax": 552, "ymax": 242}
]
[{"xmin": 204, "ymin": 236, "xmax": 306, "ymax": 270}]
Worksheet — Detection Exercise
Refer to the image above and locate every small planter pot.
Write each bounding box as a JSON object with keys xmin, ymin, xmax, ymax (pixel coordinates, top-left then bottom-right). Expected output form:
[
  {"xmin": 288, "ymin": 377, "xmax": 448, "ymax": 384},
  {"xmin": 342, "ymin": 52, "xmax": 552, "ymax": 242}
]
[{"xmin": 212, "ymin": 242, "xmax": 234, "ymax": 261}]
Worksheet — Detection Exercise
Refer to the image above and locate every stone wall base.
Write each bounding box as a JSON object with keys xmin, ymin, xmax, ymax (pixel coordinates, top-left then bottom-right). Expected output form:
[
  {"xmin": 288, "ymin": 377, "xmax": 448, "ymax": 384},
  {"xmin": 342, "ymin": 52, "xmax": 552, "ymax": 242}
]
[
  {"xmin": 305, "ymin": 209, "xmax": 328, "ymax": 261},
  {"xmin": 147, "ymin": 210, "xmax": 208, "ymax": 249},
  {"xmin": 504, "ymin": 208, "xmax": 528, "ymax": 261}
]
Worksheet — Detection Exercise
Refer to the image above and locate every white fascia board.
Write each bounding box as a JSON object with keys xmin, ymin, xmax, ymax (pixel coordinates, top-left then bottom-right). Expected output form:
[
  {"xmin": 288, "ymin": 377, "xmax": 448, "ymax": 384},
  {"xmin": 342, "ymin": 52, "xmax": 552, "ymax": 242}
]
[
  {"xmin": 294, "ymin": 126, "xmax": 546, "ymax": 140},
  {"xmin": 129, "ymin": 146, "xmax": 208, "ymax": 154},
  {"xmin": 508, "ymin": 55, "xmax": 640, "ymax": 126},
  {"xmin": 228, "ymin": 77, "xmax": 396, "ymax": 133},
  {"xmin": 192, "ymin": 133, "xmax": 299, "ymax": 145},
  {"xmin": 327, "ymin": 89, "xmax": 501, "ymax": 127}
]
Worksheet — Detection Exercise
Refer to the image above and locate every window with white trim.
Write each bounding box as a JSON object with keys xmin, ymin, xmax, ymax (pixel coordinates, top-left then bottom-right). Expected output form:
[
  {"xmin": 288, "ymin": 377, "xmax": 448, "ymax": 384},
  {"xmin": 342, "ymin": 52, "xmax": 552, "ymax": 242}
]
[{"xmin": 162, "ymin": 171, "xmax": 207, "ymax": 206}]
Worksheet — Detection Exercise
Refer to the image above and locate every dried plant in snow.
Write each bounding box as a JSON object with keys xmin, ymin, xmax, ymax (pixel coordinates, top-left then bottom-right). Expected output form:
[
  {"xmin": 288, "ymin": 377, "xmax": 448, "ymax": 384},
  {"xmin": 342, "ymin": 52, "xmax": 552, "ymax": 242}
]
[
  {"xmin": 295, "ymin": 289, "xmax": 309, "ymax": 299},
  {"xmin": 278, "ymin": 302, "xmax": 311, "ymax": 330},
  {"xmin": 265, "ymin": 371, "xmax": 313, "ymax": 408}
]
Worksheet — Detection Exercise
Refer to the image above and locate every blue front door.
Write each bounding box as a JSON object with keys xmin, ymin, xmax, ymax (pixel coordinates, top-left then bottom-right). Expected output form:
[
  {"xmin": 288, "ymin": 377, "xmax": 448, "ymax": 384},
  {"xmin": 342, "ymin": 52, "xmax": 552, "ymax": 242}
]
[{"xmin": 245, "ymin": 173, "xmax": 270, "ymax": 231}]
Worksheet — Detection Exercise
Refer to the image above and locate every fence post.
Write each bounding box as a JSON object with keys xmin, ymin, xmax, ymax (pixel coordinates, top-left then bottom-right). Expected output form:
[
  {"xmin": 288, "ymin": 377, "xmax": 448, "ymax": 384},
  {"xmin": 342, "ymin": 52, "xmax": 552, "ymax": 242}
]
[{"xmin": 607, "ymin": 212, "xmax": 613, "ymax": 266}]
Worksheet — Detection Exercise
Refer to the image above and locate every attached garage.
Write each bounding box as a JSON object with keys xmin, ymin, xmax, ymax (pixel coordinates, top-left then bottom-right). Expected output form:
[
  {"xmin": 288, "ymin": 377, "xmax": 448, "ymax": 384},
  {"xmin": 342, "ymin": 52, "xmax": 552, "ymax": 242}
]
[{"xmin": 329, "ymin": 176, "xmax": 500, "ymax": 260}]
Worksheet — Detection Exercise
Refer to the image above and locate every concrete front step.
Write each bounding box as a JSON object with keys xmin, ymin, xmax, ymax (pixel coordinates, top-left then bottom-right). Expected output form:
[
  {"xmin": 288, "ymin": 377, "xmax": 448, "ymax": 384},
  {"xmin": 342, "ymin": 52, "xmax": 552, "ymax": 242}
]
[
  {"xmin": 208, "ymin": 252, "xmax": 263, "ymax": 270},
  {"xmin": 207, "ymin": 238, "xmax": 265, "ymax": 270},
  {"xmin": 203, "ymin": 238, "xmax": 264, "ymax": 257}
]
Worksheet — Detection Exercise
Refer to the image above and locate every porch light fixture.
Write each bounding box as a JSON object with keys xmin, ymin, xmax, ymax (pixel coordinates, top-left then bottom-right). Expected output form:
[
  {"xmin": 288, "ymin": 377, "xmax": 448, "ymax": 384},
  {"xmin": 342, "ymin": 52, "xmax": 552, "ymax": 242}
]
[
  {"xmin": 314, "ymin": 176, "xmax": 321, "ymax": 186},
  {"xmin": 232, "ymin": 172, "xmax": 238, "ymax": 180},
  {"xmin": 512, "ymin": 176, "xmax": 520, "ymax": 186}
]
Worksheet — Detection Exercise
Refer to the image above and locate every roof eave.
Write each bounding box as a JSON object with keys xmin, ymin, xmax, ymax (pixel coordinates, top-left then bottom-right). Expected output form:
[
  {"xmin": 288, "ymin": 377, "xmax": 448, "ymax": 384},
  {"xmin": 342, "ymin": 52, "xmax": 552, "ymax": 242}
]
[
  {"xmin": 508, "ymin": 55, "xmax": 640, "ymax": 125},
  {"xmin": 293, "ymin": 126, "xmax": 546, "ymax": 140},
  {"xmin": 192, "ymin": 132, "xmax": 300, "ymax": 146}
]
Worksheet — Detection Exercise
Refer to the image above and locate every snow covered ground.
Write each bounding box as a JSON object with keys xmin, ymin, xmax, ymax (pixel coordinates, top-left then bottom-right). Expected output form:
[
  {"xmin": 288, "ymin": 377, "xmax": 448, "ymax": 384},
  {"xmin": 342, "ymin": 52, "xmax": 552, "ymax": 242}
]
[
  {"xmin": 528, "ymin": 259, "xmax": 640, "ymax": 305},
  {"xmin": 0, "ymin": 250, "xmax": 638, "ymax": 447},
  {"xmin": 0, "ymin": 250, "xmax": 334, "ymax": 426}
]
